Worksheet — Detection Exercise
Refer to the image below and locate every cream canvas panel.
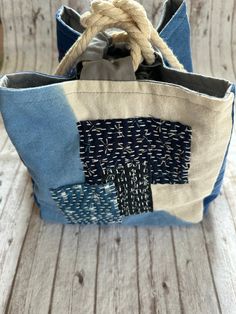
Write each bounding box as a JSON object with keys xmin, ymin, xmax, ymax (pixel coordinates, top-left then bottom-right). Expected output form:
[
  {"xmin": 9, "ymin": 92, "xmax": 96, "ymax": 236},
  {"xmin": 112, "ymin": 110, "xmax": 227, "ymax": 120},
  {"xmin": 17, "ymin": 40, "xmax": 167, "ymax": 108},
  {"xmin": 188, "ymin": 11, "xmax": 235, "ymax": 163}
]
[{"xmin": 61, "ymin": 80, "xmax": 234, "ymax": 223}]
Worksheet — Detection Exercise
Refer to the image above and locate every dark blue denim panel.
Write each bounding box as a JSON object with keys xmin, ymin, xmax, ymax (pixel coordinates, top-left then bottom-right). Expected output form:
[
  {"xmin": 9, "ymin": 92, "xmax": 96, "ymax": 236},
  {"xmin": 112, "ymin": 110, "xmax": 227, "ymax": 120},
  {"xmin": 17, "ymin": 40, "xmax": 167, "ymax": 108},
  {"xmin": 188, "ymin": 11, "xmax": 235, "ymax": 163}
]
[
  {"xmin": 77, "ymin": 117, "xmax": 192, "ymax": 185},
  {"xmin": 50, "ymin": 182, "xmax": 121, "ymax": 224},
  {"xmin": 56, "ymin": 1, "xmax": 193, "ymax": 71},
  {"xmin": 56, "ymin": 6, "xmax": 82, "ymax": 62}
]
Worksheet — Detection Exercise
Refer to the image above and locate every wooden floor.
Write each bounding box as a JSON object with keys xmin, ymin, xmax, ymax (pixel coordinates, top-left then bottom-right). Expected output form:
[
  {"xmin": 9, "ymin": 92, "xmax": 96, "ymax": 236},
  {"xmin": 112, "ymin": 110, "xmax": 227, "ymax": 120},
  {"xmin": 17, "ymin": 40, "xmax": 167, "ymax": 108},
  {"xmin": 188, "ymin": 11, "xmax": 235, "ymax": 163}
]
[{"xmin": 0, "ymin": 0, "xmax": 236, "ymax": 313}]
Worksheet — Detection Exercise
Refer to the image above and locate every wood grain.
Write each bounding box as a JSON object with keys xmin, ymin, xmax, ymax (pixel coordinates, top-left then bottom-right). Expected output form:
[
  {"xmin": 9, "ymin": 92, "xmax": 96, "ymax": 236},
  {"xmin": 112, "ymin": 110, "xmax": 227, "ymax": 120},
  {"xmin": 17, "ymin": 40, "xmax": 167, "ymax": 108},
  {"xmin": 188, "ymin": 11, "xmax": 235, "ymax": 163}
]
[{"xmin": 0, "ymin": 0, "xmax": 236, "ymax": 313}]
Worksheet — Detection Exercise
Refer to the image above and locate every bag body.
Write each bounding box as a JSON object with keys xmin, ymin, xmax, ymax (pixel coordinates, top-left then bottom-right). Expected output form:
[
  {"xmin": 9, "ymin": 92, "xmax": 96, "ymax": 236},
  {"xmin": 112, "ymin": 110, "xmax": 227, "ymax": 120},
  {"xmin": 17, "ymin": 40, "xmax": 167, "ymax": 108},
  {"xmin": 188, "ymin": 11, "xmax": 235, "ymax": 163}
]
[
  {"xmin": 0, "ymin": 0, "xmax": 234, "ymax": 226},
  {"xmin": 0, "ymin": 66, "xmax": 234, "ymax": 226},
  {"xmin": 56, "ymin": 0, "xmax": 193, "ymax": 72}
]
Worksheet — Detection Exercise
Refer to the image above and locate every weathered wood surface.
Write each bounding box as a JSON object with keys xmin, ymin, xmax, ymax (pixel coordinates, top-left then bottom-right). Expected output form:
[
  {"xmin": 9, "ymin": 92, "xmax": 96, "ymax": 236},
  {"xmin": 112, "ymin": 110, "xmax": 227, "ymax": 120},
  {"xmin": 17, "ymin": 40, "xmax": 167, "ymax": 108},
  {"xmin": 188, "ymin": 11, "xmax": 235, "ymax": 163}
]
[{"xmin": 0, "ymin": 0, "xmax": 236, "ymax": 313}]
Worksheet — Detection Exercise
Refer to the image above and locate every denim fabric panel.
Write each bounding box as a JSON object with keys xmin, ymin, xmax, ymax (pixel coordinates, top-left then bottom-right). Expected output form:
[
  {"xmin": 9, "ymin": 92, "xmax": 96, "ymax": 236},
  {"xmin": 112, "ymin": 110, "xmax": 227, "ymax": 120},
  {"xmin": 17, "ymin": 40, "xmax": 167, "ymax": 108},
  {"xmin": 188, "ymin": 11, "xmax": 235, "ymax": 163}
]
[
  {"xmin": 203, "ymin": 85, "xmax": 235, "ymax": 214},
  {"xmin": 77, "ymin": 117, "xmax": 192, "ymax": 185},
  {"xmin": 122, "ymin": 210, "xmax": 193, "ymax": 226},
  {"xmin": 56, "ymin": 7, "xmax": 81, "ymax": 61},
  {"xmin": 56, "ymin": 1, "xmax": 193, "ymax": 71},
  {"xmin": 104, "ymin": 162, "xmax": 153, "ymax": 216},
  {"xmin": 159, "ymin": 2, "xmax": 193, "ymax": 72},
  {"xmin": 0, "ymin": 85, "xmax": 85, "ymax": 213},
  {"xmin": 38, "ymin": 201, "xmax": 68, "ymax": 223},
  {"xmin": 50, "ymin": 182, "xmax": 121, "ymax": 225}
]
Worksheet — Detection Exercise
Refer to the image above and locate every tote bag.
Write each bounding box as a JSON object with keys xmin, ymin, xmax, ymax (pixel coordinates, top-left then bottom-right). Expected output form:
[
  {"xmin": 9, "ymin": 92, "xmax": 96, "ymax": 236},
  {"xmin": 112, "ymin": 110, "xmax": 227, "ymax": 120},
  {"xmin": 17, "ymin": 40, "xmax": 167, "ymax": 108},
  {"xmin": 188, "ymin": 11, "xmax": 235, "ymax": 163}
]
[{"xmin": 0, "ymin": 0, "xmax": 234, "ymax": 226}]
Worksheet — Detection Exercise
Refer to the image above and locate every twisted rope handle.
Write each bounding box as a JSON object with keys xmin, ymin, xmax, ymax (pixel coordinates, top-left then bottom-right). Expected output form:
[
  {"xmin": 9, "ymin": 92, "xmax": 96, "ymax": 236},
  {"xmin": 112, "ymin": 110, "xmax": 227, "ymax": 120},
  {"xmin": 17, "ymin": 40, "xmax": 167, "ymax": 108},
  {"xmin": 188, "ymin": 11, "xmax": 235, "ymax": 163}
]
[{"xmin": 55, "ymin": 0, "xmax": 185, "ymax": 75}]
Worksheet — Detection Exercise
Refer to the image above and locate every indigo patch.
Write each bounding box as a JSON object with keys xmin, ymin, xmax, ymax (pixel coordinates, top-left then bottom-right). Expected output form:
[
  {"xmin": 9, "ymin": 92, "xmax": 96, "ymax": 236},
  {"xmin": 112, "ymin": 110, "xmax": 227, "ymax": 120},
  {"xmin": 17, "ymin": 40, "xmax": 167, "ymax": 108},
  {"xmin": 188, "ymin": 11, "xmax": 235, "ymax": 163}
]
[
  {"xmin": 50, "ymin": 182, "xmax": 121, "ymax": 224},
  {"xmin": 104, "ymin": 162, "xmax": 153, "ymax": 216},
  {"xmin": 77, "ymin": 117, "xmax": 192, "ymax": 185}
]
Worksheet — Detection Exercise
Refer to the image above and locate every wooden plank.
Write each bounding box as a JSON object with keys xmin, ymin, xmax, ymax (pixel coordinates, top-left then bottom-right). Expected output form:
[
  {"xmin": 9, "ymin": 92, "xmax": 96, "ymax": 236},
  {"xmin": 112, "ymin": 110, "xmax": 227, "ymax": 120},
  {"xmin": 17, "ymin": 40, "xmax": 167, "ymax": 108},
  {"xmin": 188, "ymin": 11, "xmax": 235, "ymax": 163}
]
[
  {"xmin": 3, "ymin": 0, "xmax": 36, "ymax": 72},
  {"xmin": 5, "ymin": 206, "xmax": 42, "ymax": 314},
  {"xmin": 0, "ymin": 168, "xmax": 33, "ymax": 313},
  {"xmin": 172, "ymin": 224, "xmax": 221, "ymax": 314},
  {"xmin": 10, "ymin": 0, "xmax": 25, "ymax": 72},
  {"xmin": 69, "ymin": 0, "xmax": 91, "ymax": 14},
  {"xmin": 0, "ymin": 9, "xmax": 3, "ymax": 71},
  {"xmin": 6, "ymin": 220, "xmax": 63, "ymax": 314},
  {"xmin": 31, "ymin": 0, "xmax": 53, "ymax": 73},
  {"xmin": 208, "ymin": 0, "xmax": 236, "ymax": 81},
  {"xmin": 224, "ymin": 128, "xmax": 236, "ymax": 226},
  {"xmin": 224, "ymin": 174, "xmax": 236, "ymax": 227},
  {"xmin": 0, "ymin": 140, "xmax": 22, "ymax": 217},
  {"xmin": 48, "ymin": 225, "xmax": 80, "ymax": 313},
  {"xmin": 187, "ymin": 0, "xmax": 213, "ymax": 76},
  {"xmin": 50, "ymin": 225, "xmax": 99, "ymax": 313},
  {"xmin": 95, "ymin": 226, "xmax": 139, "ymax": 314},
  {"xmin": 202, "ymin": 193, "xmax": 236, "ymax": 314},
  {"xmin": 0, "ymin": 119, "xmax": 8, "ymax": 151},
  {"xmin": 232, "ymin": 0, "xmax": 236, "ymax": 79},
  {"xmin": 0, "ymin": 130, "xmax": 32, "ymax": 314},
  {"xmin": 0, "ymin": 0, "xmax": 17, "ymax": 73},
  {"xmin": 137, "ymin": 227, "xmax": 181, "ymax": 314}
]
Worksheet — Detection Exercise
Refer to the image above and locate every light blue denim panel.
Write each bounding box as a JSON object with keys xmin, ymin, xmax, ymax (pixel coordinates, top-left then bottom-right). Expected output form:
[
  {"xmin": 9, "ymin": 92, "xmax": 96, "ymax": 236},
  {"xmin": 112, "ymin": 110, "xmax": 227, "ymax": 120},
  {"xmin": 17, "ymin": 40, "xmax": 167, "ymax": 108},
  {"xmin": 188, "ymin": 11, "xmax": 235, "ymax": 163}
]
[
  {"xmin": 0, "ymin": 75, "xmax": 83, "ymax": 223},
  {"xmin": 122, "ymin": 210, "xmax": 193, "ymax": 226},
  {"xmin": 50, "ymin": 182, "xmax": 121, "ymax": 225},
  {"xmin": 56, "ymin": 0, "xmax": 193, "ymax": 72}
]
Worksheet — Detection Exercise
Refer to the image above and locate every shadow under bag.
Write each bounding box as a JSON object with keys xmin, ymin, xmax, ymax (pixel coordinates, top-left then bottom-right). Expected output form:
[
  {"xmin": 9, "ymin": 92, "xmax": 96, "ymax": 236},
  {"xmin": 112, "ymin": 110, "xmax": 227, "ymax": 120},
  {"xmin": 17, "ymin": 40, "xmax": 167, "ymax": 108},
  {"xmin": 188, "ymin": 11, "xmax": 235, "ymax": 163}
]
[{"xmin": 0, "ymin": 0, "xmax": 235, "ymax": 226}]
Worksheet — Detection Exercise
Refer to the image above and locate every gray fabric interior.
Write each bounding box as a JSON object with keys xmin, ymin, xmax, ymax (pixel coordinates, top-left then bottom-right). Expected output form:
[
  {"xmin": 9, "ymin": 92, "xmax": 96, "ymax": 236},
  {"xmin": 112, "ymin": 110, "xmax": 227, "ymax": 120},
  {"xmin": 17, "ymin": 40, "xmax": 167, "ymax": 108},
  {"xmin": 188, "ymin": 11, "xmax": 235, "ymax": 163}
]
[
  {"xmin": 137, "ymin": 61, "xmax": 231, "ymax": 98},
  {"xmin": 162, "ymin": 68, "xmax": 230, "ymax": 98},
  {"xmin": 78, "ymin": 33, "xmax": 110, "ymax": 62},
  {"xmin": 0, "ymin": 65, "xmax": 231, "ymax": 99},
  {"xmin": 0, "ymin": 73, "xmax": 71, "ymax": 89},
  {"xmin": 60, "ymin": 6, "xmax": 84, "ymax": 33},
  {"xmin": 158, "ymin": 0, "xmax": 183, "ymax": 31},
  {"xmin": 80, "ymin": 57, "xmax": 136, "ymax": 81}
]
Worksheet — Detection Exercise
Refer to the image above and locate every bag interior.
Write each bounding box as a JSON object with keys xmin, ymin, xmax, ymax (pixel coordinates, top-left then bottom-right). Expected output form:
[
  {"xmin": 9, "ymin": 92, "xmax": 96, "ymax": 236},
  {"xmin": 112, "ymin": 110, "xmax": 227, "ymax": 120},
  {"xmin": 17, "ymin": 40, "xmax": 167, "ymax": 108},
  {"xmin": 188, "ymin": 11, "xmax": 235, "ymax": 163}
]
[
  {"xmin": 60, "ymin": 6, "xmax": 85, "ymax": 33},
  {"xmin": 157, "ymin": 0, "xmax": 183, "ymax": 31},
  {"xmin": 0, "ymin": 60, "xmax": 231, "ymax": 99}
]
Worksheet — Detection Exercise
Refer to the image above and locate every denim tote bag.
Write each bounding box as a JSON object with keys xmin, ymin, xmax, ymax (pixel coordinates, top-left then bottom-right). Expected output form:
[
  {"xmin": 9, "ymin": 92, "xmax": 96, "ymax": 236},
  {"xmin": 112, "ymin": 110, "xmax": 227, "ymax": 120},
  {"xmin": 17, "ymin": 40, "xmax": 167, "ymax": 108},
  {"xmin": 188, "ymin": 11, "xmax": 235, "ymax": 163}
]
[
  {"xmin": 55, "ymin": 0, "xmax": 235, "ymax": 218},
  {"xmin": 56, "ymin": 0, "xmax": 193, "ymax": 72},
  {"xmin": 0, "ymin": 0, "xmax": 234, "ymax": 226}
]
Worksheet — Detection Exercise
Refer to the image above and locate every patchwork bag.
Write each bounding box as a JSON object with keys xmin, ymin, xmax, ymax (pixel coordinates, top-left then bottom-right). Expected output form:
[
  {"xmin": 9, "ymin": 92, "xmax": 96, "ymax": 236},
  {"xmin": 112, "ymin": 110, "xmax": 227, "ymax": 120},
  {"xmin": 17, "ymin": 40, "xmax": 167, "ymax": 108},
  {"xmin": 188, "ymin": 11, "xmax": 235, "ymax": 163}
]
[
  {"xmin": 0, "ymin": 0, "xmax": 235, "ymax": 226},
  {"xmin": 56, "ymin": 0, "xmax": 193, "ymax": 72}
]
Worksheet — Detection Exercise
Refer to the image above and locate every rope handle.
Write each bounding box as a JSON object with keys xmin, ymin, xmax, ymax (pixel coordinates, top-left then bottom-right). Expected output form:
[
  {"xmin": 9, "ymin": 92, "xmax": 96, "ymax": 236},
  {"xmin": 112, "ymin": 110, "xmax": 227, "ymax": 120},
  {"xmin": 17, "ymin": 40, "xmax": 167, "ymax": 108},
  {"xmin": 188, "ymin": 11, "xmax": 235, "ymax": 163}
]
[{"xmin": 55, "ymin": 0, "xmax": 185, "ymax": 75}]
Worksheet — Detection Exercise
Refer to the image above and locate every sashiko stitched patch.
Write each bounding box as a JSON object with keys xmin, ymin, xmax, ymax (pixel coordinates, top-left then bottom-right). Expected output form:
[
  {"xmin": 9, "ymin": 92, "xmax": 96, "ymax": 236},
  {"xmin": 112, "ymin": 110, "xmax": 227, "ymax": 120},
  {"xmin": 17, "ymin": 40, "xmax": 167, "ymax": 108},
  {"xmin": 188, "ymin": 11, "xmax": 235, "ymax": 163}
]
[
  {"xmin": 103, "ymin": 162, "xmax": 153, "ymax": 216},
  {"xmin": 77, "ymin": 117, "xmax": 192, "ymax": 185},
  {"xmin": 51, "ymin": 117, "xmax": 192, "ymax": 225},
  {"xmin": 50, "ymin": 182, "xmax": 121, "ymax": 224}
]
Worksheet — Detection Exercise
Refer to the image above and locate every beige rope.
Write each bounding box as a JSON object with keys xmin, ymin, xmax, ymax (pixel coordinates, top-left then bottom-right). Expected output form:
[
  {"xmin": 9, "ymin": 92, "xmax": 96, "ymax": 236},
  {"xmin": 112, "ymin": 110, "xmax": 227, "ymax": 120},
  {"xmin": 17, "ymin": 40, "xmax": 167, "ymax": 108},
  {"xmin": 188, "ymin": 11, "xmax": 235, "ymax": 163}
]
[{"xmin": 55, "ymin": 0, "xmax": 185, "ymax": 75}]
